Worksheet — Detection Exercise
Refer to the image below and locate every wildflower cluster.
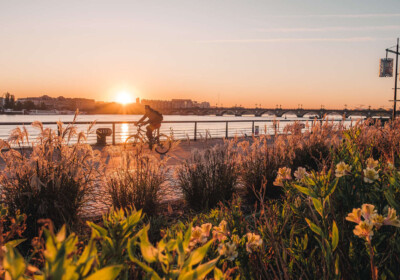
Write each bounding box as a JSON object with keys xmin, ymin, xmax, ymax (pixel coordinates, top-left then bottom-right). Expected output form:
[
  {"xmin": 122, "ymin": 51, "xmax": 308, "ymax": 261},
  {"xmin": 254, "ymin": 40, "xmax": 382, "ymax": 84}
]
[
  {"xmin": 346, "ymin": 204, "xmax": 400, "ymax": 241},
  {"xmin": 189, "ymin": 220, "xmax": 262, "ymax": 262}
]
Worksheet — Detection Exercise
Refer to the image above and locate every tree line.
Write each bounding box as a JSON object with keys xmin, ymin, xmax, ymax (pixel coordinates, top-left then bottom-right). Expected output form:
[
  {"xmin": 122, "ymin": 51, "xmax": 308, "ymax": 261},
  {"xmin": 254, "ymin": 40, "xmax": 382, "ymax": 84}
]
[{"xmin": 2, "ymin": 92, "xmax": 47, "ymax": 110}]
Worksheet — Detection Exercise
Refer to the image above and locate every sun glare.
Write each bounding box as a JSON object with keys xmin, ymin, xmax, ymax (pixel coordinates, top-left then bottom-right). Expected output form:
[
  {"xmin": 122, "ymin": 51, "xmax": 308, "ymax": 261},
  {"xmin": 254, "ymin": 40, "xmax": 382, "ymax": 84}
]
[{"xmin": 115, "ymin": 91, "xmax": 133, "ymax": 105}]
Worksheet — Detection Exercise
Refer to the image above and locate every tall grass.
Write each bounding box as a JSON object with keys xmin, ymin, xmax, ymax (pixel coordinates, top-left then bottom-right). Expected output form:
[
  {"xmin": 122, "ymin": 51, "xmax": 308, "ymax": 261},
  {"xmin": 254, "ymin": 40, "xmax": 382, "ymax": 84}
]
[
  {"xmin": 0, "ymin": 116, "xmax": 101, "ymax": 239},
  {"xmin": 105, "ymin": 144, "xmax": 168, "ymax": 216},
  {"xmin": 176, "ymin": 142, "xmax": 239, "ymax": 211}
]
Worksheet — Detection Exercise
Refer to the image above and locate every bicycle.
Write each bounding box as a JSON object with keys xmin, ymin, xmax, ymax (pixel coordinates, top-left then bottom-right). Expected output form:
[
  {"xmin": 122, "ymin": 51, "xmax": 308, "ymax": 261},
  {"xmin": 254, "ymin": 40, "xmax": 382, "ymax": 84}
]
[{"xmin": 124, "ymin": 124, "xmax": 172, "ymax": 154}]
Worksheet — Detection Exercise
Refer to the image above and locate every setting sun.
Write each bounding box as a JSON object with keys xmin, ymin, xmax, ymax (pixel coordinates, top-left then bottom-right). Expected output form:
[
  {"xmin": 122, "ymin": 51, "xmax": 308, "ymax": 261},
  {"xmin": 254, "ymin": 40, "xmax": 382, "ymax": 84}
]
[{"xmin": 115, "ymin": 91, "xmax": 133, "ymax": 105}]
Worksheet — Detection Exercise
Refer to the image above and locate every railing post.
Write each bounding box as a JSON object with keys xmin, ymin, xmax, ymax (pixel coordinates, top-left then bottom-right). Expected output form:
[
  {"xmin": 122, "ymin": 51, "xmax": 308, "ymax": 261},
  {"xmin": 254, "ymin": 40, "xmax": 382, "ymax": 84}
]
[
  {"xmin": 194, "ymin": 122, "xmax": 197, "ymax": 141},
  {"xmin": 112, "ymin": 123, "xmax": 116, "ymax": 145},
  {"xmin": 252, "ymin": 121, "xmax": 255, "ymax": 134},
  {"xmin": 225, "ymin": 122, "xmax": 228, "ymax": 139}
]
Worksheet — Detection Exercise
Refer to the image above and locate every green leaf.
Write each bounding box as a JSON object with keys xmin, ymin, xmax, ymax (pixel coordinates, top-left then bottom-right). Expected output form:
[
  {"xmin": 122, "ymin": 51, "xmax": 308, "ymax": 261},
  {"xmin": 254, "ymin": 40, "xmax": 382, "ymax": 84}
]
[
  {"xmin": 86, "ymin": 266, "xmax": 122, "ymax": 280},
  {"xmin": 293, "ymin": 184, "xmax": 315, "ymax": 198},
  {"xmin": 312, "ymin": 198, "xmax": 323, "ymax": 218},
  {"xmin": 302, "ymin": 234, "xmax": 308, "ymax": 251},
  {"xmin": 87, "ymin": 221, "xmax": 108, "ymax": 237},
  {"xmin": 178, "ymin": 257, "xmax": 219, "ymax": 280},
  {"xmin": 214, "ymin": 268, "xmax": 224, "ymax": 280},
  {"xmin": 5, "ymin": 239, "xmax": 26, "ymax": 248},
  {"xmin": 305, "ymin": 218, "xmax": 322, "ymax": 236},
  {"xmin": 324, "ymin": 179, "xmax": 338, "ymax": 201},
  {"xmin": 176, "ymin": 235, "xmax": 186, "ymax": 267},
  {"xmin": 77, "ymin": 239, "xmax": 97, "ymax": 276},
  {"xmin": 56, "ymin": 225, "xmax": 67, "ymax": 243},
  {"xmin": 127, "ymin": 238, "xmax": 137, "ymax": 262},
  {"xmin": 130, "ymin": 256, "xmax": 162, "ymax": 280},
  {"xmin": 183, "ymin": 223, "xmax": 192, "ymax": 251},
  {"xmin": 384, "ymin": 191, "xmax": 400, "ymax": 212},
  {"xmin": 4, "ymin": 245, "xmax": 26, "ymax": 280},
  {"xmin": 138, "ymin": 226, "xmax": 158, "ymax": 263},
  {"xmin": 184, "ymin": 239, "xmax": 214, "ymax": 268},
  {"xmin": 331, "ymin": 220, "xmax": 339, "ymax": 251}
]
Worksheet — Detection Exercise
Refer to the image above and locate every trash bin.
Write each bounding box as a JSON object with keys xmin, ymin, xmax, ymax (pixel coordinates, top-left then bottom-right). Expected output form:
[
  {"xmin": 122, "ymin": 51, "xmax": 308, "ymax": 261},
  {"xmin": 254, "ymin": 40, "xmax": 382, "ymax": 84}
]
[{"xmin": 96, "ymin": 128, "xmax": 112, "ymax": 145}]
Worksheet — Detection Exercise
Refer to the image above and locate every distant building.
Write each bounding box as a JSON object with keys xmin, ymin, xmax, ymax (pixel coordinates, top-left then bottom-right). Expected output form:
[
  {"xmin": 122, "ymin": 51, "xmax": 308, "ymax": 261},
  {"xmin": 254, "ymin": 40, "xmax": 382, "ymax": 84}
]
[
  {"xmin": 17, "ymin": 95, "xmax": 95, "ymax": 111},
  {"xmin": 141, "ymin": 99, "xmax": 173, "ymax": 110},
  {"xmin": 171, "ymin": 99, "xmax": 193, "ymax": 108},
  {"xmin": 141, "ymin": 98, "xmax": 210, "ymax": 110},
  {"xmin": 193, "ymin": 101, "xmax": 210, "ymax": 108}
]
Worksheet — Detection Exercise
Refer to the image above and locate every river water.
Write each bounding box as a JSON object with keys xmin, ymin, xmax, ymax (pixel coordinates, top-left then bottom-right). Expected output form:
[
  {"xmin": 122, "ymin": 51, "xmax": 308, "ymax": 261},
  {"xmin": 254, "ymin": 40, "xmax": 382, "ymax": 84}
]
[{"xmin": 0, "ymin": 114, "xmax": 351, "ymax": 145}]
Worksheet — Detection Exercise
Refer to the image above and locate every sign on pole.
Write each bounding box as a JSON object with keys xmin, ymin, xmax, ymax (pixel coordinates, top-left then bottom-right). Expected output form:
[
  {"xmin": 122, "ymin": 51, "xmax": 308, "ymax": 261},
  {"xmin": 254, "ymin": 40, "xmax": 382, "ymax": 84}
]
[{"xmin": 379, "ymin": 58, "xmax": 394, "ymax": 77}]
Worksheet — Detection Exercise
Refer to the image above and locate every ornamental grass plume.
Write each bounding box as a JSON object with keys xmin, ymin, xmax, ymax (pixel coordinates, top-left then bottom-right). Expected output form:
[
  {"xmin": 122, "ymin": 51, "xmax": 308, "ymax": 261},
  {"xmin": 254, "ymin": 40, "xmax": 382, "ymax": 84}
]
[
  {"xmin": 105, "ymin": 144, "xmax": 168, "ymax": 216},
  {"xmin": 0, "ymin": 116, "xmax": 101, "ymax": 240}
]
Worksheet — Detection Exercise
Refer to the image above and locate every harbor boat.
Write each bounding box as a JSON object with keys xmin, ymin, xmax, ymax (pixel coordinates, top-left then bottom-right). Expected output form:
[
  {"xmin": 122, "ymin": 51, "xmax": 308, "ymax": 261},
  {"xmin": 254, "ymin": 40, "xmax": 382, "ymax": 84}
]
[
  {"xmin": 28, "ymin": 109, "xmax": 60, "ymax": 115},
  {"xmin": 2, "ymin": 109, "xmax": 28, "ymax": 115}
]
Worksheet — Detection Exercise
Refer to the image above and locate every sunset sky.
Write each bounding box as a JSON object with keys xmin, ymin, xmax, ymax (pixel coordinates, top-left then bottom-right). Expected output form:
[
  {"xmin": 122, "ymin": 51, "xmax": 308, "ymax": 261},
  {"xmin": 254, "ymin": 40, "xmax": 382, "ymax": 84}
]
[{"xmin": 1, "ymin": 0, "xmax": 400, "ymax": 109}]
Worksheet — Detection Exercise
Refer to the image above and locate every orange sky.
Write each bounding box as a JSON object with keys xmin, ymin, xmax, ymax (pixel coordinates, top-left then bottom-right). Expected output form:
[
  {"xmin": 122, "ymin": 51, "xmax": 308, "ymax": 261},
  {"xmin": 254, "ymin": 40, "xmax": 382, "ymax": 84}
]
[{"xmin": 1, "ymin": 1, "xmax": 400, "ymax": 109}]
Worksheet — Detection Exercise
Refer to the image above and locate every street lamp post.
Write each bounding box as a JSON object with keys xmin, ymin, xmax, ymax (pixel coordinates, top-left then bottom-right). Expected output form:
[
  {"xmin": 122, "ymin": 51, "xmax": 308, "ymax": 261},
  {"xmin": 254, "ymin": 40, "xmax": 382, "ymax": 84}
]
[{"xmin": 383, "ymin": 38, "xmax": 400, "ymax": 119}]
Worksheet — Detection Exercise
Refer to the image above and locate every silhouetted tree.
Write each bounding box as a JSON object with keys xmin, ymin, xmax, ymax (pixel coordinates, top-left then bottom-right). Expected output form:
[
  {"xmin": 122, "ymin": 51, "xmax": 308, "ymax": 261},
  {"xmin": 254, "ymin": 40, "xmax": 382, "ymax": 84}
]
[
  {"xmin": 14, "ymin": 101, "xmax": 22, "ymax": 110},
  {"xmin": 10, "ymin": 95, "xmax": 15, "ymax": 108},
  {"xmin": 4, "ymin": 92, "xmax": 10, "ymax": 108},
  {"xmin": 3, "ymin": 92, "xmax": 16, "ymax": 109}
]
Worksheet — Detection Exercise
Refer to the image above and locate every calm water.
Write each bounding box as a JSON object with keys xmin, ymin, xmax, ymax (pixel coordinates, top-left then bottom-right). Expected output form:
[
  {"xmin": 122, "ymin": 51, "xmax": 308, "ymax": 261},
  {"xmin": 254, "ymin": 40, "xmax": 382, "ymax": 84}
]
[{"xmin": 0, "ymin": 114, "xmax": 349, "ymax": 145}]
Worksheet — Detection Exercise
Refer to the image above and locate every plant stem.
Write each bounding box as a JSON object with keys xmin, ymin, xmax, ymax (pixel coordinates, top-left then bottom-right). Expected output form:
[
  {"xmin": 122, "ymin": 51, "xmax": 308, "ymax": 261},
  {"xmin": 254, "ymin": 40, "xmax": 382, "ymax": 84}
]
[{"xmin": 368, "ymin": 241, "xmax": 378, "ymax": 280}]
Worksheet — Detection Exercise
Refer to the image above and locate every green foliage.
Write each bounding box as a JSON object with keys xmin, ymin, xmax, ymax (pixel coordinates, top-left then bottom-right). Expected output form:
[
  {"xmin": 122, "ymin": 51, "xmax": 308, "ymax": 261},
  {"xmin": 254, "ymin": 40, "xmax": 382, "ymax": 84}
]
[
  {"xmin": 87, "ymin": 207, "xmax": 143, "ymax": 278},
  {"xmin": 2, "ymin": 224, "xmax": 122, "ymax": 280},
  {"xmin": 128, "ymin": 224, "xmax": 219, "ymax": 279}
]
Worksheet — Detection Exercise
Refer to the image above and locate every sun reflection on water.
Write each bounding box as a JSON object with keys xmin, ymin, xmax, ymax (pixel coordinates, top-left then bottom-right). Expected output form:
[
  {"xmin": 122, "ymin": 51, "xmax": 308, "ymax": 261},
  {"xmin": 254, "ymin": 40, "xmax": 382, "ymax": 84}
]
[{"xmin": 121, "ymin": 123, "xmax": 129, "ymax": 143}]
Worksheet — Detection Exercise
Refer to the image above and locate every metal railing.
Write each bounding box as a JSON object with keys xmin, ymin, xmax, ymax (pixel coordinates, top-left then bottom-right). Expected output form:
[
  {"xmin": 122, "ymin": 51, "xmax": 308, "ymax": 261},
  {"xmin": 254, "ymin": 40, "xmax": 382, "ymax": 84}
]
[{"xmin": 0, "ymin": 118, "xmax": 348, "ymax": 146}]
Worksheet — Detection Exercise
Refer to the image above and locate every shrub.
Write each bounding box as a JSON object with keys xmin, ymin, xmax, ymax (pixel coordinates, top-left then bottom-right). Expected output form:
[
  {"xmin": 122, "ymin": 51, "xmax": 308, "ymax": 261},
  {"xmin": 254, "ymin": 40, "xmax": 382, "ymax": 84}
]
[
  {"xmin": 238, "ymin": 136, "xmax": 286, "ymax": 202},
  {"xmin": 129, "ymin": 224, "xmax": 219, "ymax": 279},
  {"xmin": 0, "ymin": 119, "xmax": 101, "ymax": 239},
  {"xmin": 240, "ymin": 119, "xmax": 341, "ymax": 202},
  {"xmin": 176, "ymin": 143, "xmax": 239, "ymax": 211},
  {"xmin": 105, "ymin": 145, "xmax": 168, "ymax": 216}
]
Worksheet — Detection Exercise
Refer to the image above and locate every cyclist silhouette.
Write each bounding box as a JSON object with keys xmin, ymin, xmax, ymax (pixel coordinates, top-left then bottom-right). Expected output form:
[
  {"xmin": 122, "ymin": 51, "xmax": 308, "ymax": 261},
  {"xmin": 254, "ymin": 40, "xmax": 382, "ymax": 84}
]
[{"xmin": 136, "ymin": 105, "xmax": 163, "ymax": 148}]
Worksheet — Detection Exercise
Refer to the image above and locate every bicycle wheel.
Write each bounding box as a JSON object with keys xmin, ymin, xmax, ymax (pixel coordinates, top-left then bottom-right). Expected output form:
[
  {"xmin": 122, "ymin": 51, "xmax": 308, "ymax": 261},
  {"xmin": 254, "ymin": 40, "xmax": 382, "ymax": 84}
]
[
  {"xmin": 124, "ymin": 135, "xmax": 141, "ymax": 149},
  {"xmin": 154, "ymin": 134, "xmax": 171, "ymax": 154}
]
